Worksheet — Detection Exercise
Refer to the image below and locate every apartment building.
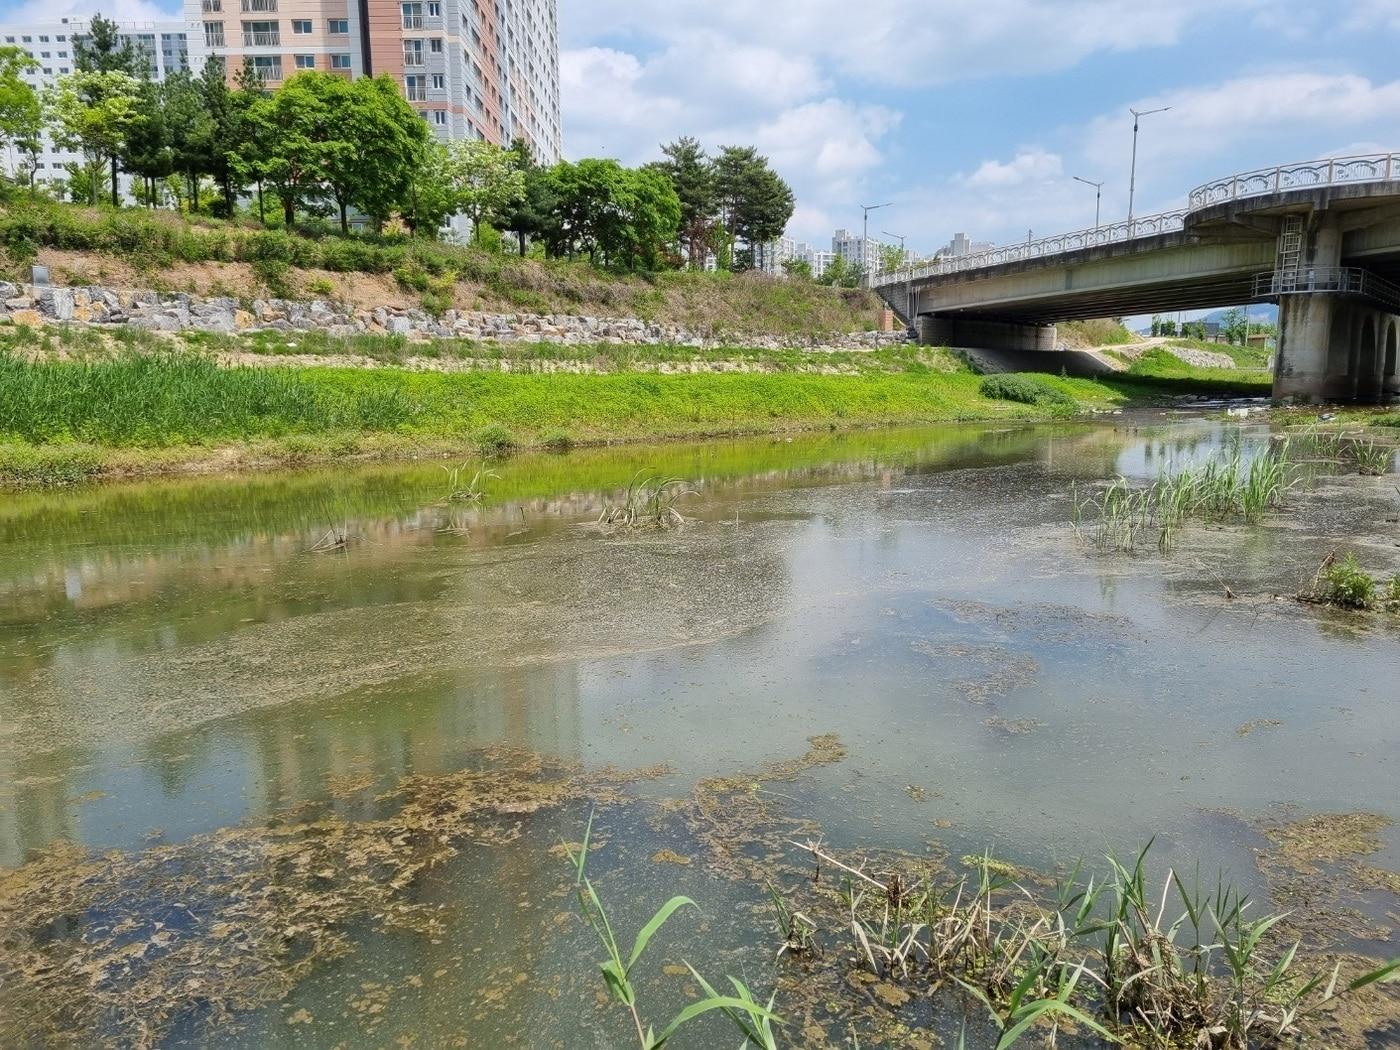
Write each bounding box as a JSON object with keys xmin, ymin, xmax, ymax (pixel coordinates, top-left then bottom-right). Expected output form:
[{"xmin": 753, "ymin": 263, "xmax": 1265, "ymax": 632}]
[
  {"xmin": 191, "ymin": 0, "xmax": 561, "ymax": 163},
  {"xmin": 0, "ymin": 17, "xmax": 195, "ymax": 187}
]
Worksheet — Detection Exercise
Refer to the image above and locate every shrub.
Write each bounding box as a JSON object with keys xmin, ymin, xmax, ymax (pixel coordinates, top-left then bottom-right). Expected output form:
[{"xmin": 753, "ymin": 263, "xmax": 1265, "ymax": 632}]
[
  {"xmin": 539, "ymin": 429, "xmax": 574, "ymax": 452},
  {"xmin": 979, "ymin": 373, "xmax": 1075, "ymax": 409},
  {"xmin": 307, "ymin": 277, "xmax": 335, "ymax": 298},
  {"xmin": 1317, "ymin": 554, "xmax": 1376, "ymax": 609},
  {"xmin": 251, "ymin": 258, "xmax": 293, "ymax": 298},
  {"xmin": 475, "ymin": 423, "xmax": 518, "ymax": 456}
]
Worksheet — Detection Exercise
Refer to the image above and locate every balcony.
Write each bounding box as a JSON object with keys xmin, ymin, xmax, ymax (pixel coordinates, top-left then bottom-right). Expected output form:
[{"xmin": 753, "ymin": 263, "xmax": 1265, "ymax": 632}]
[
  {"xmin": 204, "ymin": 28, "xmax": 226, "ymax": 46},
  {"xmin": 243, "ymin": 30, "xmax": 281, "ymax": 46},
  {"xmin": 252, "ymin": 60, "xmax": 283, "ymax": 81},
  {"xmin": 403, "ymin": 15, "xmax": 423, "ymax": 28},
  {"xmin": 201, "ymin": 0, "xmax": 222, "ymax": 11},
  {"xmin": 241, "ymin": 0, "xmax": 277, "ymax": 11},
  {"xmin": 405, "ymin": 86, "xmax": 426, "ymax": 100},
  {"xmin": 403, "ymin": 49, "xmax": 425, "ymax": 66}
]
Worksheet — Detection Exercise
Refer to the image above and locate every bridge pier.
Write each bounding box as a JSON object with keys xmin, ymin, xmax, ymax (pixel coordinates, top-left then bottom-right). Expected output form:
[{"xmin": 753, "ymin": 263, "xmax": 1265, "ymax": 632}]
[
  {"xmin": 1273, "ymin": 214, "xmax": 1400, "ymax": 403},
  {"xmin": 917, "ymin": 315, "xmax": 1057, "ymax": 352}
]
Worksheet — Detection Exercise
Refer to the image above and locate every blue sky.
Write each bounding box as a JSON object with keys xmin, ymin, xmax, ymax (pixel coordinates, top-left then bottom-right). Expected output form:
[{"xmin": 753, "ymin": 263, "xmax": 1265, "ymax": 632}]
[
  {"xmin": 4, "ymin": 0, "xmax": 1399, "ymax": 259},
  {"xmin": 558, "ymin": 0, "xmax": 1400, "ymax": 257}
]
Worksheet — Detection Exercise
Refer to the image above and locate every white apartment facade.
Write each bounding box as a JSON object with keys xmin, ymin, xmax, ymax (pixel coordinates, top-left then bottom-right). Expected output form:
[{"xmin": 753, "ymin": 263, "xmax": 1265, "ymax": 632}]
[
  {"xmin": 190, "ymin": 0, "xmax": 561, "ymax": 164},
  {"xmin": 0, "ymin": 17, "xmax": 196, "ymax": 188}
]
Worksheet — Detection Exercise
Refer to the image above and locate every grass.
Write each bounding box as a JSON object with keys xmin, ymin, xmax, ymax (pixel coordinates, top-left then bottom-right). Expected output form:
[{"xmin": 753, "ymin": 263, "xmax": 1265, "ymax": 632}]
[
  {"xmin": 1115, "ymin": 349, "xmax": 1273, "ymax": 398},
  {"xmin": 1075, "ymin": 439, "xmax": 1294, "ymax": 555},
  {"xmin": 566, "ymin": 812, "xmax": 781, "ymax": 1049},
  {"xmin": 783, "ymin": 840, "xmax": 1399, "ymax": 1049},
  {"xmin": 978, "ymin": 373, "xmax": 1075, "ymax": 412},
  {"xmin": 1300, "ymin": 551, "xmax": 1400, "ymax": 612},
  {"xmin": 0, "ymin": 343, "xmax": 1148, "ymax": 486}
]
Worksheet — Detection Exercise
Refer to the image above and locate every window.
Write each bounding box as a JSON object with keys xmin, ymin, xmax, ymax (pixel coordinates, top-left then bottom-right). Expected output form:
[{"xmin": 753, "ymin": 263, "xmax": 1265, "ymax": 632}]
[
  {"xmin": 40, "ymin": 52, "xmax": 50, "ymax": 58},
  {"xmin": 59, "ymin": 67, "xmax": 68, "ymax": 74},
  {"xmin": 404, "ymin": 74, "xmax": 425, "ymax": 100},
  {"xmin": 205, "ymin": 22, "xmax": 227, "ymax": 46},
  {"xmin": 251, "ymin": 55, "xmax": 282, "ymax": 80},
  {"xmin": 401, "ymin": 2, "xmax": 422, "ymax": 27},
  {"xmin": 427, "ymin": 1, "xmax": 440, "ymax": 14},
  {"xmin": 291, "ymin": 19, "xmax": 310, "ymax": 32},
  {"xmin": 39, "ymin": 35, "xmax": 49, "ymax": 42},
  {"xmin": 328, "ymin": 18, "xmax": 348, "ymax": 33},
  {"xmin": 5, "ymin": 37, "xmax": 15, "ymax": 43},
  {"xmin": 429, "ymin": 37, "xmax": 442, "ymax": 52},
  {"xmin": 433, "ymin": 109, "xmax": 446, "ymax": 125},
  {"xmin": 42, "ymin": 67, "xmax": 52, "ymax": 75},
  {"xmin": 431, "ymin": 73, "xmax": 443, "ymax": 90},
  {"xmin": 242, "ymin": 20, "xmax": 279, "ymax": 46},
  {"xmin": 21, "ymin": 36, "xmax": 31, "ymax": 43},
  {"xmin": 330, "ymin": 53, "xmax": 351, "ymax": 68},
  {"xmin": 57, "ymin": 34, "xmax": 66, "ymax": 41},
  {"xmin": 294, "ymin": 53, "xmax": 315, "ymax": 68}
]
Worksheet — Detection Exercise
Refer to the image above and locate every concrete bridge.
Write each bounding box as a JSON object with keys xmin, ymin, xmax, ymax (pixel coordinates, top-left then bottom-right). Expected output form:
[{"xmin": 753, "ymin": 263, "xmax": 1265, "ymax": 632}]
[{"xmin": 871, "ymin": 154, "xmax": 1400, "ymax": 401}]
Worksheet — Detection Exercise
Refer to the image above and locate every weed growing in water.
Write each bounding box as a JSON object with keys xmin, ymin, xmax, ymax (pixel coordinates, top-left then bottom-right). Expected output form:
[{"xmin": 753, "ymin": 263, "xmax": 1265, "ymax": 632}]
[
  {"xmin": 439, "ymin": 461, "xmax": 498, "ymax": 503},
  {"xmin": 565, "ymin": 812, "xmax": 783, "ymax": 1049},
  {"xmin": 785, "ymin": 840, "xmax": 1399, "ymax": 1049},
  {"xmin": 1075, "ymin": 440, "xmax": 1293, "ymax": 555},
  {"xmin": 598, "ymin": 471, "xmax": 695, "ymax": 530}
]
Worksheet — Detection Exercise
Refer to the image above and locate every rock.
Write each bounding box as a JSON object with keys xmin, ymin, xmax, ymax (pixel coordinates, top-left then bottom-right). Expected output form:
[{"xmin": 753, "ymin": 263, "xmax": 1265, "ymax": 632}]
[{"xmin": 9, "ymin": 309, "xmax": 43, "ymax": 327}]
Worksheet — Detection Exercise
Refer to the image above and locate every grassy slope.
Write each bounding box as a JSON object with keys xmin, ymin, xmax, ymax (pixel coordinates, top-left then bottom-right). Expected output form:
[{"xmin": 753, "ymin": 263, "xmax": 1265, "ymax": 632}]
[
  {"xmin": 1, "ymin": 200, "xmax": 882, "ymax": 338},
  {"xmin": 1112, "ymin": 348, "xmax": 1272, "ymax": 398}
]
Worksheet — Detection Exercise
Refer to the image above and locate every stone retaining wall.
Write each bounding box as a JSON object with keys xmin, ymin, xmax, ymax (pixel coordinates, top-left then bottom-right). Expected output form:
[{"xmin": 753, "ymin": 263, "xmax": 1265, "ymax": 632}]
[{"xmin": 0, "ymin": 282, "xmax": 905, "ymax": 352}]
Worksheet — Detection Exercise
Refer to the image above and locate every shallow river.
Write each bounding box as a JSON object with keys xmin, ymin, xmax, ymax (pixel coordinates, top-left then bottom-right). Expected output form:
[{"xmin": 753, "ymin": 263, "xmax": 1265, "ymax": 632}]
[{"xmin": 1, "ymin": 417, "xmax": 1398, "ymax": 1047}]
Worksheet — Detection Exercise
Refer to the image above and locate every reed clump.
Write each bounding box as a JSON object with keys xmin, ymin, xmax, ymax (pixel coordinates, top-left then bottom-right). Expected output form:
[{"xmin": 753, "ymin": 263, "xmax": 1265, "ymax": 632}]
[
  {"xmin": 779, "ymin": 840, "xmax": 1399, "ymax": 1049},
  {"xmin": 1073, "ymin": 442, "xmax": 1292, "ymax": 555},
  {"xmin": 1299, "ymin": 550, "xmax": 1400, "ymax": 613},
  {"xmin": 597, "ymin": 471, "xmax": 695, "ymax": 530}
]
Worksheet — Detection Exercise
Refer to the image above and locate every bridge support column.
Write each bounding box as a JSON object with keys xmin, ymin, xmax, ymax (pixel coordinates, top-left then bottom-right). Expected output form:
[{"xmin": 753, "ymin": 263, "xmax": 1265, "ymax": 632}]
[{"xmin": 917, "ymin": 315, "xmax": 1057, "ymax": 352}]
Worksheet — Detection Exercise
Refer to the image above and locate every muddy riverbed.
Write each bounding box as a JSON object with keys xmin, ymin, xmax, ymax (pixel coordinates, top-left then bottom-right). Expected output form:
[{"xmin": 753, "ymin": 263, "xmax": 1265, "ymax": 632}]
[{"xmin": 1, "ymin": 417, "xmax": 1397, "ymax": 1047}]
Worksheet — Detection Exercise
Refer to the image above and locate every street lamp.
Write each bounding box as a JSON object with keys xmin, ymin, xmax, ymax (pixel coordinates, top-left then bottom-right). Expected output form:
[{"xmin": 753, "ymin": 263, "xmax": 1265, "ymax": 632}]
[
  {"xmin": 1072, "ymin": 176, "xmax": 1104, "ymax": 229},
  {"xmin": 862, "ymin": 202, "xmax": 892, "ymax": 273},
  {"xmin": 1128, "ymin": 106, "xmax": 1171, "ymax": 224}
]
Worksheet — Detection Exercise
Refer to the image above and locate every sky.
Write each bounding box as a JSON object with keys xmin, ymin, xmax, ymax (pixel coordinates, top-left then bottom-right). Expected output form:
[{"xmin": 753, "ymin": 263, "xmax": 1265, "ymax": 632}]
[{"xmin": 4, "ymin": 0, "xmax": 1399, "ymax": 260}]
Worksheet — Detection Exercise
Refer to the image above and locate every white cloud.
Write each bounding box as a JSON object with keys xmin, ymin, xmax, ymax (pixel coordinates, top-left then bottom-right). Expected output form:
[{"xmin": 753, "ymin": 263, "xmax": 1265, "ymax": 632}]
[
  {"xmin": 564, "ymin": 0, "xmax": 1262, "ymax": 88},
  {"xmin": 963, "ymin": 149, "xmax": 1064, "ymax": 189}
]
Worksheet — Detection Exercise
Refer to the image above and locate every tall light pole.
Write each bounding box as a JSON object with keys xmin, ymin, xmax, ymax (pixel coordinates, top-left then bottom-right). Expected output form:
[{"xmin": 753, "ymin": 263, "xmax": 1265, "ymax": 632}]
[
  {"xmin": 1128, "ymin": 106, "xmax": 1171, "ymax": 224},
  {"xmin": 1073, "ymin": 176, "xmax": 1104, "ymax": 229},
  {"xmin": 861, "ymin": 202, "xmax": 892, "ymax": 274}
]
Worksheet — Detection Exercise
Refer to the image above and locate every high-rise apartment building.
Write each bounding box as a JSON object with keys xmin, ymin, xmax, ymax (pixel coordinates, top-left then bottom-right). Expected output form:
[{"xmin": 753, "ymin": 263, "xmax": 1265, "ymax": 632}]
[
  {"xmin": 190, "ymin": 0, "xmax": 561, "ymax": 163},
  {"xmin": 0, "ymin": 17, "xmax": 194, "ymax": 187}
]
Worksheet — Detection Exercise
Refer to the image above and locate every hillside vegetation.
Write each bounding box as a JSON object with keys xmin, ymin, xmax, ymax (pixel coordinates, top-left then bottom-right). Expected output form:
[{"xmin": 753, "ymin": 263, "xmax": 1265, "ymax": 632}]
[{"xmin": 0, "ymin": 202, "xmax": 882, "ymax": 338}]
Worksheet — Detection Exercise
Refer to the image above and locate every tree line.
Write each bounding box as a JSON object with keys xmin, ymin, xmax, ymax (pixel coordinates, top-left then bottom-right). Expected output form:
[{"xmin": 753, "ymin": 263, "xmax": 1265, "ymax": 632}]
[{"xmin": 0, "ymin": 17, "xmax": 796, "ymax": 273}]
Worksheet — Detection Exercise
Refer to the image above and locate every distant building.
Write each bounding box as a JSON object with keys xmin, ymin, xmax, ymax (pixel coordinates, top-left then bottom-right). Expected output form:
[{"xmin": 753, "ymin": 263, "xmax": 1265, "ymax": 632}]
[
  {"xmin": 0, "ymin": 16, "xmax": 195, "ymax": 190},
  {"xmin": 939, "ymin": 232, "xmax": 994, "ymax": 259},
  {"xmin": 832, "ymin": 228, "xmax": 881, "ymax": 273},
  {"xmin": 190, "ymin": 0, "xmax": 562, "ymax": 165}
]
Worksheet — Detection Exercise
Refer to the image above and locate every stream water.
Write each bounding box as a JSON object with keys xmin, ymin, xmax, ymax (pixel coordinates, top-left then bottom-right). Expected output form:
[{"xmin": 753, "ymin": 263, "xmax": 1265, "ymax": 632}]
[{"xmin": 1, "ymin": 417, "xmax": 1397, "ymax": 1047}]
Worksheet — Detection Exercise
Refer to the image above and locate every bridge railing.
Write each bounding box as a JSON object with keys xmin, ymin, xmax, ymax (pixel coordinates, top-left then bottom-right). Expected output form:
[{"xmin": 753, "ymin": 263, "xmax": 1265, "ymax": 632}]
[
  {"xmin": 1252, "ymin": 266, "xmax": 1400, "ymax": 310},
  {"xmin": 869, "ymin": 211, "xmax": 1187, "ymax": 288},
  {"xmin": 1187, "ymin": 153, "xmax": 1400, "ymax": 210}
]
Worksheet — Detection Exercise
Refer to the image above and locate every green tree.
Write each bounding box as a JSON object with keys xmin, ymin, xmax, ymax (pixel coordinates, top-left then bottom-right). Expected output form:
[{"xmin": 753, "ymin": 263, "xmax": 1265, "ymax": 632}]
[
  {"xmin": 782, "ymin": 257, "xmax": 813, "ymax": 280},
  {"xmin": 654, "ymin": 136, "xmax": 716, "ymax": 269},
  {"xmin": 713, "ymin": 145, "xmax": 794, "ymax": 271},
  {"xmin": 236, "ymin": 72, "xmax": 331, "ymax": 229},
  {"xmin": 1150, "ymin": 315, "xmax": 1162, "ymax": 337},
  {"xmin": 400, "ymin": 138, "xmax": 458, "ymax": 237},
  {"xmin": 45, "ymin": 69, "xmax": 142, "ymax": 206},
  {"xmin": 495, "ymin": 138, "xmax": 556, "ymax": 256},
  {"xmin": 618, "ymin": 165, "xmax": 681, "ymax": 270},
  {"xmin": 1222, "ymin": 307, "xmax": 1248, "ymax": 345},
  {"xmin": 200, "ymin": 57, "xmax": 249, "ymax": 216},
  {"xmin": 74, "ymin": 14, "xmax": 140, "ymax": 75},
  {"xmin": 878, "ymin": 242, "xmax": 906, "ymax": 275},
  {"xmin": 0, "ymin": 47, "xmax": 42, "ymax": 189},
  {"xmin": 160, "ymin": 69, "xmax": 216, "ymax": 211},
  {"xmin": 446, "ymin": 139, "xmax": 526, "ymax": 245},
  {"xmin": 343, "ymin": 75, "xmax": 427, "ymax": 231},
  {"xmin": 122, "ymin": 76, "xmax": 172, "ymax": 207}
]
